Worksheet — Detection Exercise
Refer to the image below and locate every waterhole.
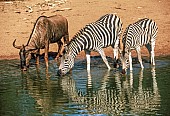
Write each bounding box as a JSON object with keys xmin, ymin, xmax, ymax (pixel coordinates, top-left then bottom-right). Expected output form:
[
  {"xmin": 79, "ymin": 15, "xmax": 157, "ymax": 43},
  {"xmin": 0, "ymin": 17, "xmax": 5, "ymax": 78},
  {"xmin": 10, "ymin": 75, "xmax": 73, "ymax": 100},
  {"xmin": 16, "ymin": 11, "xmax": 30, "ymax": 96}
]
[{"xmin": 0, "ymin": 56, "xmax": 170, "ymax": 115}]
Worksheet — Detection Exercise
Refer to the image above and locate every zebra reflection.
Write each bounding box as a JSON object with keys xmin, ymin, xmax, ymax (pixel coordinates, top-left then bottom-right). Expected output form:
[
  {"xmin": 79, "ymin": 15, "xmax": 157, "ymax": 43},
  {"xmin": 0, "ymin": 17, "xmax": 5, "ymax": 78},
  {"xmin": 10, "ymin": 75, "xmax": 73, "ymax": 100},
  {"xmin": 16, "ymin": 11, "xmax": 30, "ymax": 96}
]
[
  {"xmin": 22, "ymin": 66, "xmax": 160, "ymax": 115},
  {"xmin": 76, "ymin": 67, "xmax": 160, "ymax": 114},
  {"xmin": 128, "ymin": 67, "xmax": 160, "ymax": 113}
]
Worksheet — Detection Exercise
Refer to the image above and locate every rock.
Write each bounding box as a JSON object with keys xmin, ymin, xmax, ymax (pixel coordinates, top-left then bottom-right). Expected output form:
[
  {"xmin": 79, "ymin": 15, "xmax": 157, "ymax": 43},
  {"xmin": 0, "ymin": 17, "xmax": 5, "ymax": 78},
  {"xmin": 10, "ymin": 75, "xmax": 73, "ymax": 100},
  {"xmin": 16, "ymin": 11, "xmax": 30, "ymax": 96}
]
[{"xmin": 25, "ymin": 6, "xmax": 33, "ymax": 13}]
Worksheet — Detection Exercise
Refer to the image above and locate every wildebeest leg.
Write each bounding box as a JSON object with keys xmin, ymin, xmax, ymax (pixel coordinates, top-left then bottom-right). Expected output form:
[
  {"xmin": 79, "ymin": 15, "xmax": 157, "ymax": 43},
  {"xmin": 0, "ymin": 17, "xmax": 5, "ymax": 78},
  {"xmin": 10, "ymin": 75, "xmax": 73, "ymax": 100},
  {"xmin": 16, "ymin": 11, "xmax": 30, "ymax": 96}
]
[
  {"xmin": 56, "ymin": 40, "xmax": 63, "ymax": 59},
  {"xmin": 36, "ymin": 49, "xmax": 40, "ymax": 65},
  {"xmin": 64, "ymin": 34, "xmax": 69, "ymax": 44},
  {"xmin": 55, "ymin": 35, "xmax": 69, "ymax": 60},
  {"xmin": 44, "ymin": 41, "xmax": 49, "ymax": 68}
]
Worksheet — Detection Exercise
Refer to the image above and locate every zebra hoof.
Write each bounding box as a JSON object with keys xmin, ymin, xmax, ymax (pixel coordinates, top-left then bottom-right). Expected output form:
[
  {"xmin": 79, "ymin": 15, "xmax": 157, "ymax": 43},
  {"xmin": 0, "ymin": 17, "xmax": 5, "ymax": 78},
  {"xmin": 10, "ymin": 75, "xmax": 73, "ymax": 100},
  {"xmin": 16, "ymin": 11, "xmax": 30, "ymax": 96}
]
[{"xmin": 21, "ymin": 66, "xmax": 27, "ymax": 71}]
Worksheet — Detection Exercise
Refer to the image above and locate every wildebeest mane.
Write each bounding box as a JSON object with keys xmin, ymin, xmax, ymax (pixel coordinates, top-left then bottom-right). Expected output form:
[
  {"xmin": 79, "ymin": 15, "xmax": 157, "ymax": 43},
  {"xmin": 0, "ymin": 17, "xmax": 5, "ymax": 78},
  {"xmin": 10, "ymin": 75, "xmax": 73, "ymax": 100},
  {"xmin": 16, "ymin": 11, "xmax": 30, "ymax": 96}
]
[{"xmin": 26, "ymin": 16, "xmax": 48, "ymax": 46}]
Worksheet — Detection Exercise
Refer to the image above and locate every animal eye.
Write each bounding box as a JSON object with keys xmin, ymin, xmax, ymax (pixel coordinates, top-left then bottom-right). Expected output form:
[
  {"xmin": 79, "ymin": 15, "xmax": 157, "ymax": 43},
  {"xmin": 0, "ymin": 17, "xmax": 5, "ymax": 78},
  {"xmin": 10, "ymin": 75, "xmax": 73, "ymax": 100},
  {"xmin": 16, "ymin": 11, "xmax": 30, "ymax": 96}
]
[{"xmin": 65, "ymin": 57, "xmax": 69, "ymax": 61}]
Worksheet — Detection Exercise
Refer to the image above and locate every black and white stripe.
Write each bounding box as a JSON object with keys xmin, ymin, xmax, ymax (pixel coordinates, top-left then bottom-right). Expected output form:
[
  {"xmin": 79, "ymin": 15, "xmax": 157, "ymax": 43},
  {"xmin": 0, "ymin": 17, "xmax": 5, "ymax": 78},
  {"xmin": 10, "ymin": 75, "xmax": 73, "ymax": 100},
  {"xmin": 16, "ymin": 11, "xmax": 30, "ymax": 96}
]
[
  {"xmin": 121, "ymin": 18, "xmax": 158, "ymax": 73},
  {"xmin": 58, "ymin": 14, "xmax": 122, "ymax": 76}
]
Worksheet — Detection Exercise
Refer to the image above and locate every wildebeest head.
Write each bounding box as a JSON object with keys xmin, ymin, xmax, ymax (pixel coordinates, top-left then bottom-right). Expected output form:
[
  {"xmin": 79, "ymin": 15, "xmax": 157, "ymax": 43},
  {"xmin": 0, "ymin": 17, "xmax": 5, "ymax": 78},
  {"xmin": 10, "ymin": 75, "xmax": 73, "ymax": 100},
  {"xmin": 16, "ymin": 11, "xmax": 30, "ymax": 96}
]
[
  {"xmin": 58, "ymin": 46, "xmax": 74, "ymax": 76},
  {"xmin": 13, "ymin": 39, "xmax": 32, "ymax": 71}
]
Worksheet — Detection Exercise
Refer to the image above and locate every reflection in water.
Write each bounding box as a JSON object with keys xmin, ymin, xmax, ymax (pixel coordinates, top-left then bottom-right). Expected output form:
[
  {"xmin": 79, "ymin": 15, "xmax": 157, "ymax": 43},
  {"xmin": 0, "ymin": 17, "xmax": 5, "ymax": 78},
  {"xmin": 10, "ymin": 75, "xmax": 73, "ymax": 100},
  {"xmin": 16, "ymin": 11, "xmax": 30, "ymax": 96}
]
[
  {"xmin": 21, "ymin": 65, "xmax": 161, "ymax": 115},
  {"xmin": 1, "ymin": 59, "xmax": 168, "ymax": 115},
  {"xmin": 89, "ymin": 68, "xmax": 160, "ymax": 114},
  {"xmin": 21, "ymin": 69, "xmax": 76, "ymax": 115},
  {"xmin": 128, "ymin": 67, "xmax": 161, "ymax": 114}
]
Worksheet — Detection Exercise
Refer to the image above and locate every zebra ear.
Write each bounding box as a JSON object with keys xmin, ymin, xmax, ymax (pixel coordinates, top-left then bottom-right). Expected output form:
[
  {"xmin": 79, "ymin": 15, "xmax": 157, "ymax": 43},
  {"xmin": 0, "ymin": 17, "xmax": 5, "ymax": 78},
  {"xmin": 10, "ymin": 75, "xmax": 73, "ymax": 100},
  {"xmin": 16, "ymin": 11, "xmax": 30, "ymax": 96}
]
[
  {"xmin": 119, "ymin": 51, "xmax": 123, "ymax": 62},
  {"xmin": 64, "ymin": 44, "xmax": 67, "ymax": 47},
  {"xmin": 119, "ymin": 49, "xmax": 122, "ymax": 55}
]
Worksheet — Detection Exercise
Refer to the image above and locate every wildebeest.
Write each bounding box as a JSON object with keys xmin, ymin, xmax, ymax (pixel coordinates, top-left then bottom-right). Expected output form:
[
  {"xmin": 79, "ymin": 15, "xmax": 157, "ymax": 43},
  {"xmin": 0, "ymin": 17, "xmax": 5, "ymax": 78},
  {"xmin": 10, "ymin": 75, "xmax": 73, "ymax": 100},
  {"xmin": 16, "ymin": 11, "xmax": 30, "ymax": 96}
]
[{"xmin": 13, "ymin": 14, "xmax": 69, "ymax": 71}]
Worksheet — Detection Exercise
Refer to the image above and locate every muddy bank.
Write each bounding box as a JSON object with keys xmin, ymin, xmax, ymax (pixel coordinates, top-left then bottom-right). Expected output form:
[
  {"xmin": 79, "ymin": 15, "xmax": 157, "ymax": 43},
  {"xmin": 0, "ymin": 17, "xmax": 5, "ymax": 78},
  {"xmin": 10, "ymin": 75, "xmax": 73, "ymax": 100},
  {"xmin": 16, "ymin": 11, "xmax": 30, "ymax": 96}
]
[{"xmin": 0, "ymin": 0, "xmax": 170, "ymax": 59}]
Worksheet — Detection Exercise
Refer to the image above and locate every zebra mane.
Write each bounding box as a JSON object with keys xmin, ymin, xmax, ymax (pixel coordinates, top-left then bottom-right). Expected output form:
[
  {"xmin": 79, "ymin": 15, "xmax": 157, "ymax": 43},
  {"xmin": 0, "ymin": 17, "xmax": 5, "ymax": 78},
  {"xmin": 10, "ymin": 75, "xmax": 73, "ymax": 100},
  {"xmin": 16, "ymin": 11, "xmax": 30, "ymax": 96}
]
[
  {"xmin": 135, "ymin": 18, "xmax": 149, "ymax": 24},
  {"xmin": 73, "ymin": 26, "xmax": 86, "ymax": 39},
  {"xmin": 122, "ymin": 24, "xmax": 132, "ymax": 56},
  {"xmin": 66, "ymin": 14, "xmax": 115, "ymax": 47},
  {"xmin": 122, "ymin": 24, "xmax": 131, "ymax": 44}
]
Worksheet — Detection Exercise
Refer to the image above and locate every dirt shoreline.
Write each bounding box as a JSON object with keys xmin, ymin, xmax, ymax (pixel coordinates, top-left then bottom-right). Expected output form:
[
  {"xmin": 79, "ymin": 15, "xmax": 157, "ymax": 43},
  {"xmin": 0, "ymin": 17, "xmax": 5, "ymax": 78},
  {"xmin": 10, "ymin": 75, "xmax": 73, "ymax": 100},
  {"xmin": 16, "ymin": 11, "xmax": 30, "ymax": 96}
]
[{"xmin": 0, "ymin": 0, "xmax": 170, "ymax": 60}]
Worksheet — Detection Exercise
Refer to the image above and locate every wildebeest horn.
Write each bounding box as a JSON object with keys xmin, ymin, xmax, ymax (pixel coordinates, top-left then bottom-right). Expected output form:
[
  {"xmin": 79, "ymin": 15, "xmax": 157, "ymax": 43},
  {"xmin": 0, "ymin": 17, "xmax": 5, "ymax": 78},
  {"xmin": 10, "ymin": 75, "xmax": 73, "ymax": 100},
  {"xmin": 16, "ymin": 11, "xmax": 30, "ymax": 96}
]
[{"xmin": 13, "ymin": 39, "xmax": 22, "ymax": 49}]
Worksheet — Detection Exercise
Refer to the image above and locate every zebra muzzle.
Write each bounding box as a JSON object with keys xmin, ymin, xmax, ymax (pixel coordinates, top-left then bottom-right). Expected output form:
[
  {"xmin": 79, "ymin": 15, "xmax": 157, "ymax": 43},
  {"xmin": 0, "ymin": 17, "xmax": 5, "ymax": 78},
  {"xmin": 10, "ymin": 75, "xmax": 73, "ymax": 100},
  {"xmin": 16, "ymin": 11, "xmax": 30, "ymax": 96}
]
[
  {"xmin": 121, "ymin": 69, "xmax": 126, "ymax": 74},
  {"xmin": 21, "ymin": 66, "xmax": 27, "ymax": 71},
  {"xmin": 57, "ymin": 69, "xmax": 63, "ymax": 76}
]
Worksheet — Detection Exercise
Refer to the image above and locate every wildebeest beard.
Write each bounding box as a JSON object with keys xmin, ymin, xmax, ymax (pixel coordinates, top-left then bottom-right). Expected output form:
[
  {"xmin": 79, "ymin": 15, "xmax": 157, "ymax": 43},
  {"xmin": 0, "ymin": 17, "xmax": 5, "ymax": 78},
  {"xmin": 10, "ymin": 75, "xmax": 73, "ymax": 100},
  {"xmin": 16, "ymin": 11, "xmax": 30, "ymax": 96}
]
[{"xmin": 19, "ymin": 45, "xmax": 28, "ymax": 71}]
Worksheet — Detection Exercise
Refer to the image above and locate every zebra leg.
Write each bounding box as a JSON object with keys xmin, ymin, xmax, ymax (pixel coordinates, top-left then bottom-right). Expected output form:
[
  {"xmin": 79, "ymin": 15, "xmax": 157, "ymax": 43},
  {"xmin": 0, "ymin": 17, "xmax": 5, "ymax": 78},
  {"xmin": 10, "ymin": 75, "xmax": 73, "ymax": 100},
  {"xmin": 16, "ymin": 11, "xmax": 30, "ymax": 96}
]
[
  {"xmin": 113, "ymin": 48, "xmax": 119, "ymax": 68},
  {"xmin": 145, "ymin": 44, "xmax": 152, "ymax": 64},
  {"xmin": 151, "ymin": 41, "xmax": 155, "ymax": 66},
  {"xmin": 85, "ymin": 50, "xmax": 91, "ymax": 71},
  {"xmin": 64, "ymin": 34, "xmax": 69, "ymax": 44},
  {"xmin": 98, "ymin": 49, "xmax": 111, "ymax": 70},
  {"xmin": 146, "ymin": 42, "xmax": 155, "ymax": 65},
  {"xmin": 113, "ymin": 39, "xmax": 119, "ymax": 68},
  {"xmin": 129, "ymin": 52, "xmax": 133, "ymax": 71},
  {"xmin": 136, "ymin": 47, "xmax": 144, "ymax": 69}
]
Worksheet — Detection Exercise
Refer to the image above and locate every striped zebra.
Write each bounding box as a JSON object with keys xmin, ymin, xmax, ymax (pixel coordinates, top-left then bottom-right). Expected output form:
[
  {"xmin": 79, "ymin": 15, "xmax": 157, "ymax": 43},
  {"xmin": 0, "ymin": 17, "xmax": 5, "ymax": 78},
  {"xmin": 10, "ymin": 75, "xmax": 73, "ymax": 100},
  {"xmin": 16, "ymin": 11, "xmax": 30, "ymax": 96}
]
[
  {"xmin": 58, "ymin": 14, "xmax": 122, "ymax": 76},
  {"xmin": 121, "ymin": 18, "xmax": 158, "ymax": 74}
]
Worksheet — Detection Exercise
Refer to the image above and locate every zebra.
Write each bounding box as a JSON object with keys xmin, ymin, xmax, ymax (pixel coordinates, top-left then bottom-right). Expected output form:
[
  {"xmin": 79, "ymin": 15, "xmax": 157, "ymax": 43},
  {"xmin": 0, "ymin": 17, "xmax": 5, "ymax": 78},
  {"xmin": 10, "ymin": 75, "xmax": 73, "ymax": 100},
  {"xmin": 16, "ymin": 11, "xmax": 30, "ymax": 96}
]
[
  {"xmin": 121, "ymin": 18, "xmax": 158, "ymax": 74},
  {"xmin": 58, "ymin": 14, "xmax": 122, "ymax": 76}
]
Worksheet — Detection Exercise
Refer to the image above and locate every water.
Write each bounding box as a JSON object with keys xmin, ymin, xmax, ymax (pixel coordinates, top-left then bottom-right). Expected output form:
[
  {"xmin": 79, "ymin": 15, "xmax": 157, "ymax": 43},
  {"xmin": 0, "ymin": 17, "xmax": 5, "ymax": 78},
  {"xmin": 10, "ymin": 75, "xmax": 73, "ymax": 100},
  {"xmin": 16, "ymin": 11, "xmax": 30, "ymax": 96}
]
[{"xmin": 0, "ymin": 56, "xmax": 170, "ymax": 115}]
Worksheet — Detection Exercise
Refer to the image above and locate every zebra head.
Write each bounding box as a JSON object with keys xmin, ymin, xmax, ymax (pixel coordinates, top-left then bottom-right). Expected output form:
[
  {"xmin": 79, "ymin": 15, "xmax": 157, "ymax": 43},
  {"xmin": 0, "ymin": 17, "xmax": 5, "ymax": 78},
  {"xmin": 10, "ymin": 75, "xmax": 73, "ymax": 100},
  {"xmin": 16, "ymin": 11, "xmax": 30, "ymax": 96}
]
[
  {"xmin": 121, "ymin": 50, "xmax": 129, "ymax": 74},
  {"xmin": 13, "ymin": 39, "xmax": 32, "ymax": 71},
  {"xmin": 58, "ymin": 46, "xmax": 74, "ymax": 76}
]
